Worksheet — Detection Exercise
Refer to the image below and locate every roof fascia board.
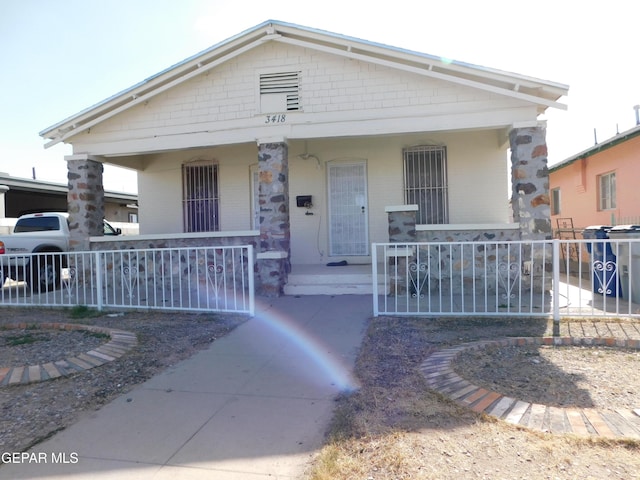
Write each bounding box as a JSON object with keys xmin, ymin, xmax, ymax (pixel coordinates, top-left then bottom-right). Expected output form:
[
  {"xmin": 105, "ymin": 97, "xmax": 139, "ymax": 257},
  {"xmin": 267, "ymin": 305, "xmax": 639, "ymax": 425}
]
[
  {"xmin": 272, "ymin": 21, "xmax": 568, "ymax": 95},
  {"xmin": 549, "ymin": 125, "xmax": 640, "ymax": 172},
  {"xmin": 275, "ymin": 35, "xmax": 567, "ymax": 110},
  {"xmin": 44, "ymin": 35, "xmax": 272, "ymax": 149},
  {"xmin": 0, "ymin": 176, "xmax": 136, "ymax": 199}
]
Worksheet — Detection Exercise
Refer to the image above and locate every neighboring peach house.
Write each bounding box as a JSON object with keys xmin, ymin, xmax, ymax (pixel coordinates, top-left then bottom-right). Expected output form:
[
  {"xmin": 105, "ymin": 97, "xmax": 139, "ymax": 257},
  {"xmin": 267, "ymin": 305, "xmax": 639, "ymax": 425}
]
[
  {"xmin": 39, "ymin": 20, "xmax": 568, "ymax": 296},
  {"xmin": 549, "ymin": 124, "xmax": 640, "ymax": 236}
]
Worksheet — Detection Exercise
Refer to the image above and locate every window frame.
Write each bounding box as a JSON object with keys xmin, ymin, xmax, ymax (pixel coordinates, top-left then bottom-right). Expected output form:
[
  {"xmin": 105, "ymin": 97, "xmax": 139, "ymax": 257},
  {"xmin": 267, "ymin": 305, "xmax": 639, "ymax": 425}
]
[
  {"xmin": 551, "ymin": 187, "xmax": 561, "ymax": 215},
  {"xmin": 598, "ymin": 171, "xmax": 616, "ymax": 211}
]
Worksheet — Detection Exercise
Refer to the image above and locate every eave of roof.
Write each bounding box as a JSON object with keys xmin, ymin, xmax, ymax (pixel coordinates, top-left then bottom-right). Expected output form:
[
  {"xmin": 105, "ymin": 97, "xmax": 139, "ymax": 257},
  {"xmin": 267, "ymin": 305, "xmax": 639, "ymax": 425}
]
[
  {"xmin": 0, "ymin": 173, "xmax": 137, "ymax": 200},
  {"xmin": 40, "ymin": 19, "xmax": 569, "ymax": 148},
  {"xmin": 549, "ymin": 123, "xmax": 640, "ymax": 173}
]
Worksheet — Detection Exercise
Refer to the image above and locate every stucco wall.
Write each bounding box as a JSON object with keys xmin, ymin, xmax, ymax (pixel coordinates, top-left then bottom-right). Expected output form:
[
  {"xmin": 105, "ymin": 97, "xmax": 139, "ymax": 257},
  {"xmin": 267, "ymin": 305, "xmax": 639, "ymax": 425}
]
[
  {"xmin": 137, "ymin": 131, "xmax": 509, "ymax": 265},
  {"xmin": 550, "ymin": 135, "xmax": 640, "ymax": 230}
]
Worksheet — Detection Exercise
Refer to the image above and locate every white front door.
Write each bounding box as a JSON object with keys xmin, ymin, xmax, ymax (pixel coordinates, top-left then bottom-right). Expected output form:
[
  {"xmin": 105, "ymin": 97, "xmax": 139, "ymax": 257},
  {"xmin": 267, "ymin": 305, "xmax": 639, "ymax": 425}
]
[{"xmin": 327, "ymin": 161, "xmax": 369, "ymax": 256}]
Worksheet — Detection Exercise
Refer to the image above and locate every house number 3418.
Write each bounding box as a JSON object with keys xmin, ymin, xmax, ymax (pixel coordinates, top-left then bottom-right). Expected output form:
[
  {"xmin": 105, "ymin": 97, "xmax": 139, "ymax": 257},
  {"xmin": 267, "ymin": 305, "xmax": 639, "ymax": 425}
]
[{"xmin": 265, "ymin": 114, "xmax": 286, "ymax": 124}]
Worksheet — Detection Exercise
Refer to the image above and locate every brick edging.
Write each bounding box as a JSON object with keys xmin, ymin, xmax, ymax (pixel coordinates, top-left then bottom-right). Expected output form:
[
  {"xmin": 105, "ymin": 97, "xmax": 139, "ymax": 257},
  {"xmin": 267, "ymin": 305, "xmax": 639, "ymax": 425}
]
[
  {"xmin": 0, "ymin": 323, "xmax": 137, "ymax": 387},
  {"xmin": 421, "ymin": 337, "xmax": 640, "ymax": 439}
]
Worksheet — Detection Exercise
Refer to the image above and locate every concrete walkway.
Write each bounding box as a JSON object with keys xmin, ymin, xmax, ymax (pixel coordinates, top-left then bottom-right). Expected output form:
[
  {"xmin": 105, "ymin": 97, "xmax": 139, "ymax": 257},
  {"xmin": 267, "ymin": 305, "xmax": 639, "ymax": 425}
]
[{"xmin": 0, "ymin": 295, "xmax": 370, "ymax": 480}]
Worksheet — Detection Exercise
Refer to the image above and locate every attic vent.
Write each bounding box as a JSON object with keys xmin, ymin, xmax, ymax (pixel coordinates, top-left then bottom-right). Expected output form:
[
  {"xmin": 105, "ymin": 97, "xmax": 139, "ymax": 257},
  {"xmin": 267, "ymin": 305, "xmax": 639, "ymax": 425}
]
[{"xmin": 260, "ymin": 71, "xmax": 300, "ymax": 112}]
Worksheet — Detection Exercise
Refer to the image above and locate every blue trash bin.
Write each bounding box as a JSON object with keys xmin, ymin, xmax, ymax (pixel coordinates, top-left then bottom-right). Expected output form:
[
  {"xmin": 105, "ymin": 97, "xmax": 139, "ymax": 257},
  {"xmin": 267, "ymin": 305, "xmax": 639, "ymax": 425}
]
[
  {"xmin": 608, "ymin": 225, "xmax": 640, "ymax": 302},
  {"xmin": 583, "ymin": 225, "xmax": 619, "ymax": 296}
]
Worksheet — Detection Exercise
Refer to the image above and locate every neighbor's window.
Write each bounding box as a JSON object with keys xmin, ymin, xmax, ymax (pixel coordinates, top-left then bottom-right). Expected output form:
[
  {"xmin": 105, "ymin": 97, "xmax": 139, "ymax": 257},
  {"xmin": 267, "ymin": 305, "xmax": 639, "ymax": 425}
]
[
  {"xmin": 403, "ymin": 146, "xmax": 449, "ymax": 224},
  {"xmin": 551, "ymin": 188, "xmax": 561, "ymax": 215},
  {"xmin": 598, "ymin": 171, "xmax": 616, "ymax": 210},
  {"xmin": 182, "ymin": 163, "xmax": 220, "ymax": 232}
]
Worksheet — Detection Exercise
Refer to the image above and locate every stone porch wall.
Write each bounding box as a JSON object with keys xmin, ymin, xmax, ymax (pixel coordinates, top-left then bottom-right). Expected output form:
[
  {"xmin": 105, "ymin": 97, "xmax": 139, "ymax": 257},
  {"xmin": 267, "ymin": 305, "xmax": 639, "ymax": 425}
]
[
  {"xmin": 89, "ymin": 232, "xmax": 258, "ymax": 251},
  {"xmin": 385, "ymin": 205, "xmax": 548, "ymax": 296},
  {"xmin": 88, "ymin": 232, "xmax": 259, "ymax": 295}
]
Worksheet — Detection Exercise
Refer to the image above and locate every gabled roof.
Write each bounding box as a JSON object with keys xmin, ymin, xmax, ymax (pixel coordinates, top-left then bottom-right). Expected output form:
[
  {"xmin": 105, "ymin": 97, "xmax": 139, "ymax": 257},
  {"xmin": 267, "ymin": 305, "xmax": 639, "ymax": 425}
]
[
  {"xmin": 40, "ymin": 19, "xmax": 569, "ymax": 149},
  {"xmin": 549, "ymin": 123, "xmax": 640, "ymax": 173}
]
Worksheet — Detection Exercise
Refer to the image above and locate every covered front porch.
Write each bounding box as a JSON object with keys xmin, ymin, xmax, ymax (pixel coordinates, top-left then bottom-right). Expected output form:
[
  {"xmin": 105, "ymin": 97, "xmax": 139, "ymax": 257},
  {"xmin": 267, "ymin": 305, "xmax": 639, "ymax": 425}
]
[{"xmin": 62, "ymin": 123, "xmax": 550, "ymax": 297}]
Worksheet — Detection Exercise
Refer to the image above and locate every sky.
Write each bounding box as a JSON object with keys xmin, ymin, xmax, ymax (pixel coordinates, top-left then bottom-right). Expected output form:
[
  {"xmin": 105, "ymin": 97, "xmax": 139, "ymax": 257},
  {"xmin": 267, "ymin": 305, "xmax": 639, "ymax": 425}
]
[{"xmin": 0, "ymin": 0, "xmax": 638, "ymax": 193}]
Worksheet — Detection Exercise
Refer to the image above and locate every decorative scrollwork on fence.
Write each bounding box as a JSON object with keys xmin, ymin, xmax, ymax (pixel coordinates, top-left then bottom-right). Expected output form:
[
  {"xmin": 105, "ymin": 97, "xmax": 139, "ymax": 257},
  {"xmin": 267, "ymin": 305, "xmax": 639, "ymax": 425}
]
[
  {"xmin": 497, "ymin": 262, "xmax": 521, "ymax": 299},
  {"xmin": 63, "ymin": 267, "xmax": 76, "ymax": 298},
  {"xmin": 121, "ymin": 264, "xmax": 138, "ymax": 299},
  {"xmin": 408, "ymin": 261, "xmax": 429, "ymax": 298},
  {"xmin": 593, "ymin": 260, "xmax": 617, "ymax": 295},
  {"xmin": 206, "ymin": 262, "xmax": 225, "ymax": 297}
]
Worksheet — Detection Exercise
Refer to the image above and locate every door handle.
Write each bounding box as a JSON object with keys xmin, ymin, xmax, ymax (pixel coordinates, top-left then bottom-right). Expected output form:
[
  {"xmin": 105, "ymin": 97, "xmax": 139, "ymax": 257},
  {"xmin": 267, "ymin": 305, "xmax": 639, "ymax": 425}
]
[{"xmin": 361, "ymin": 206, "xmax": 365, "ymax": 213}]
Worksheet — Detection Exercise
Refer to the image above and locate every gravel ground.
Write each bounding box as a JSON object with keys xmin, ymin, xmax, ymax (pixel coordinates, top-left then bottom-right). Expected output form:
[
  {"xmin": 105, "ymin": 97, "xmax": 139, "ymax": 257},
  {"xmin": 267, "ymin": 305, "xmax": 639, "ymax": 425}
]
[
  {"xmin": 0, "ymin": 329, "xmax": 106, "ymax": 368},
  {"xmin": 0, "ymin": 307, "xmax": 246, "ymax": 454},
  {"xmin": 453, "ymin": 343, "xmax": 640, "ymax": 411},
  {"xmin": 309, "ymin": 316, "xmax": 640, "ymax": 480}
]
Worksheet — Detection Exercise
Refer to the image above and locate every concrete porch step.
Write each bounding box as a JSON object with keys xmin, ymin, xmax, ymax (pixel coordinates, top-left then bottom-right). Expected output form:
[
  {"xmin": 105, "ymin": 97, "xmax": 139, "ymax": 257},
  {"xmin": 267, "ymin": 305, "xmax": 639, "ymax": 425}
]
[{"xmin": 284, "ymin": 264, "xmax": 387, "ymax": 295}]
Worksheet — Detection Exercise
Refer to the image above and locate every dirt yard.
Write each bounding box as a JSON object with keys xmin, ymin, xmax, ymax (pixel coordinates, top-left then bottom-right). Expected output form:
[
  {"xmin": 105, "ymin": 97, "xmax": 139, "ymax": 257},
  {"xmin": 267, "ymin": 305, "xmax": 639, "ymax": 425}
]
[
  {"xmin": 308, "ymin": 316, "xmax": 640, "ymax": 480},
  {"xmin": 1, "ymin": 308, "xmax": 640, "ymax": 479}
]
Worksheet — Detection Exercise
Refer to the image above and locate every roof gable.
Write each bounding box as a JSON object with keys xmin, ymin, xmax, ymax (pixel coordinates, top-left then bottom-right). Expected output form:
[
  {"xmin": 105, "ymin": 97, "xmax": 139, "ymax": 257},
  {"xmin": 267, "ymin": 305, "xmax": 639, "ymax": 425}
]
[
  {"xmin": 550, "ymin": 124, "xmax": 640, "ymax": 173},
  {"xmin": 41, "ymin": 20, "xmax": 568, "ymax": 149}
]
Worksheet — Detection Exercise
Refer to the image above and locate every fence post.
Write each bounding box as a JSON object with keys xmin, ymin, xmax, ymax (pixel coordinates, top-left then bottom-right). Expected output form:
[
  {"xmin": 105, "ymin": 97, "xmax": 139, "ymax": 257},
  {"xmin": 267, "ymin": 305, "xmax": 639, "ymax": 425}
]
[
  {"xmin": 552, "ymin": 239, "xmax": 560, "ymax": 334},
  {"xmin": 95, "ymin": 251, "xmax": 103, "ymax": 311},
  {"xmin": 372, "ymin": 244, "xmax": 379, "ymax": 317},
  {"xmin": 248, "ymin": 244, "xmax": 255, "ymax": 317}
]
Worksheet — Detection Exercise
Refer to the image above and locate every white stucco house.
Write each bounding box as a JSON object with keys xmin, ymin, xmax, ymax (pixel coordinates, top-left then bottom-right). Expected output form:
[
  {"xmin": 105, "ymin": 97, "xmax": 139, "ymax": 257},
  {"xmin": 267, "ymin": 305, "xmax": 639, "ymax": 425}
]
[{"xmin": 40, "ymin": 20, "xmax": 568, "ymax": 296}]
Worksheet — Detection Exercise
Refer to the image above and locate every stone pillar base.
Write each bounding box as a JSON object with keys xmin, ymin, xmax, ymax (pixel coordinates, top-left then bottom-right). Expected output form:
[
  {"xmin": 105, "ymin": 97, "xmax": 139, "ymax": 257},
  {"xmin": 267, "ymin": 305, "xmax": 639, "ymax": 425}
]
[
  {"xmin": 256, "ymin": 252, "xmax": 288, "ymax": 297},
  {"xmin": 385, "ymin": 205, "xmax": 418, "ymax": 242}
]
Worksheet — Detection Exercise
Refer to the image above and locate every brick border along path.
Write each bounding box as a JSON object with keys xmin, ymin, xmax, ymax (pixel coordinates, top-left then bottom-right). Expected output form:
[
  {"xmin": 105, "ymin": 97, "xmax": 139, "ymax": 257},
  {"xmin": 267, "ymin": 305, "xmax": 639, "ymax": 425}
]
[
  {"xmin": 421, "ymin": 336, "xmax": 640, "ymax": 439},
  {"xmin": 0, "ymin": 323, "xmax": 137, "ymax": 386}
]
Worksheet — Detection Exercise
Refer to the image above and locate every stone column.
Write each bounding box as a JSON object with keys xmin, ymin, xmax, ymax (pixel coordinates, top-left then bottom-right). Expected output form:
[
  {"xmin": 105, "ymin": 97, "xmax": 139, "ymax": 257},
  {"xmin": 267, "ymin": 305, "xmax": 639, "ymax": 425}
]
[
  {"xmin": 67, "ymin": 155, "xmax": 105, "ymax": 252},
  {"xmin": 510, "ymin": 125, "xmax": 551, "ymax": 241},
  {"xmin": 510, "ymin": 125, "xmax": 551, "ymax": 293},
  {"xmin": 256, "ymin": 141, "xmax": 290, "ymax": 296}
]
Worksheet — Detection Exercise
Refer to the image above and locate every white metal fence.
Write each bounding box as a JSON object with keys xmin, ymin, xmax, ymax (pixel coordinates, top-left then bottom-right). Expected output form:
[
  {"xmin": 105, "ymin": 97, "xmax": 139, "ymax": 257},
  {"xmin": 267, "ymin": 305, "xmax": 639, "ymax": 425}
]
[
  {"xmin": 373, "ymin": 239, "xmax": 640, "ymax": 318},
  {"xmin": 0, "ymin": 245, "xmax": 254, "ymax": 315}
]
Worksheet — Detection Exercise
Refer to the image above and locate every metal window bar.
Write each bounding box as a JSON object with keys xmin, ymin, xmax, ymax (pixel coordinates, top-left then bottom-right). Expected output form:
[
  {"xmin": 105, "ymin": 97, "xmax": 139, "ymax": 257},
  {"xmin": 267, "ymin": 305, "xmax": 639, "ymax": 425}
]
[
  {"xmin": 403, "ymin": 146, "xmax": 449, "ymax": 224},
  {"xmin": 183, "ymin": 164, "xmax": 220, "ymax": 233}
]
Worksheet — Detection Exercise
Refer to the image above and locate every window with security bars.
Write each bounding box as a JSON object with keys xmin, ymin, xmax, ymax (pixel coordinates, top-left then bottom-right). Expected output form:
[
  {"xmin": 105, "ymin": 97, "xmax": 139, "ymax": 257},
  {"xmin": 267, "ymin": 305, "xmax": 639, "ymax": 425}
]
[
  {"xmin": 403, "ymin": 146, "xmax": 449, "ymax": 224},
  {"xmin": 260, "ymin": 71, "xmax": 300, "ymax": 112},
  {"xmin": 182, "ymin": 163, "xmax": 219, "ymax": 232}
]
